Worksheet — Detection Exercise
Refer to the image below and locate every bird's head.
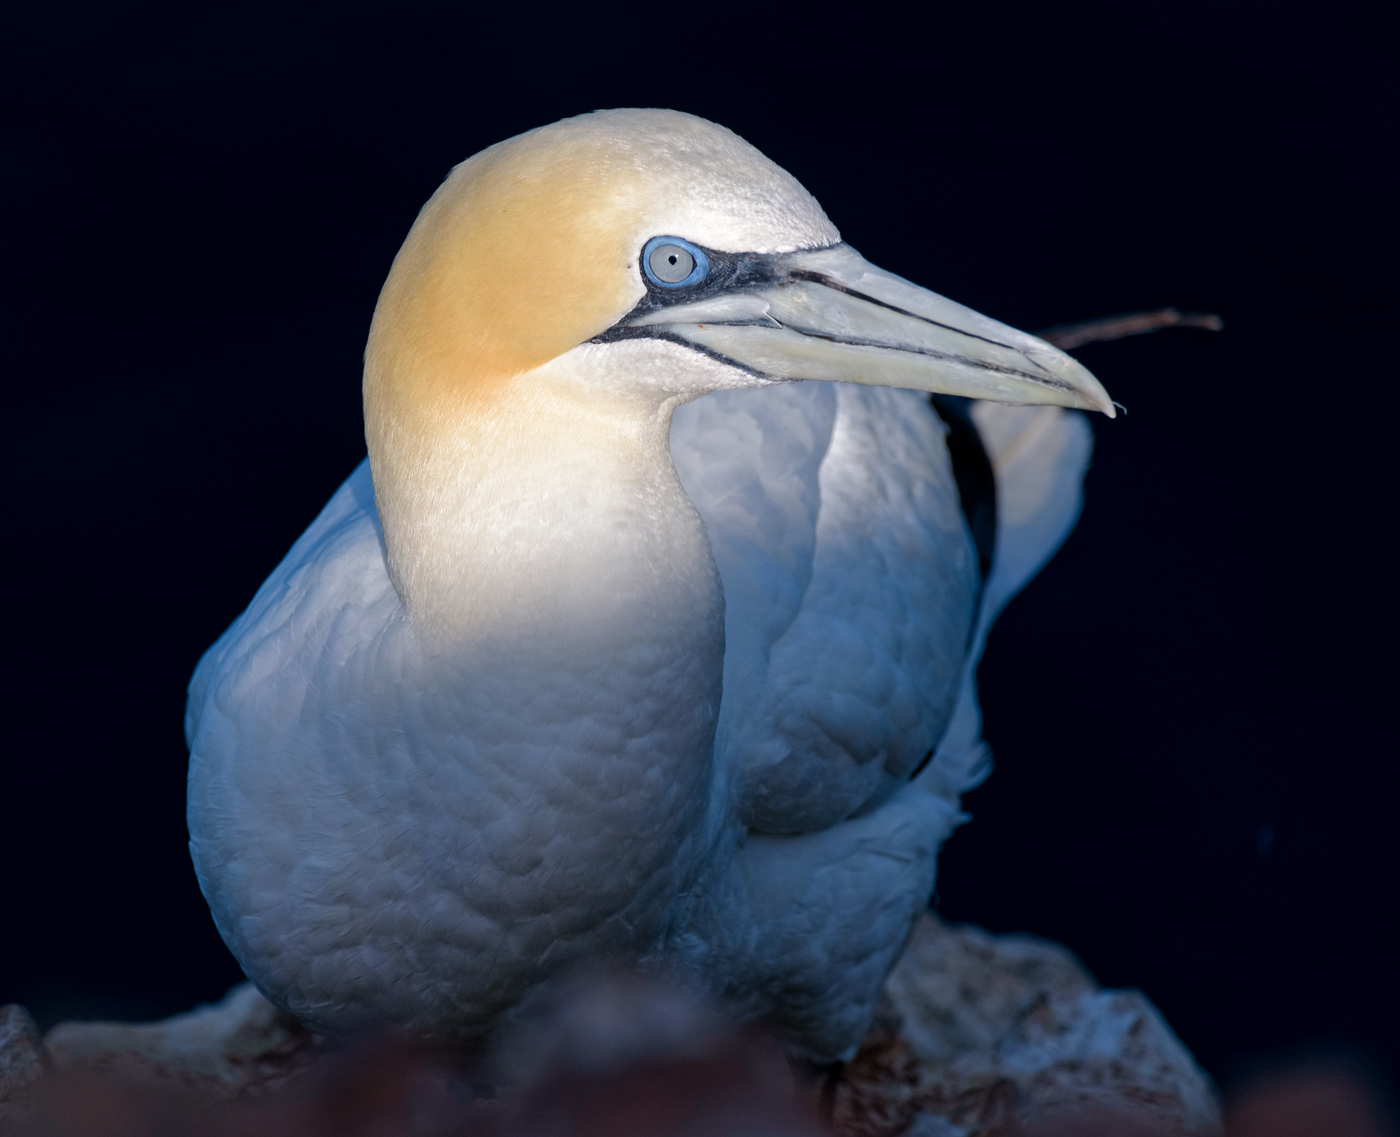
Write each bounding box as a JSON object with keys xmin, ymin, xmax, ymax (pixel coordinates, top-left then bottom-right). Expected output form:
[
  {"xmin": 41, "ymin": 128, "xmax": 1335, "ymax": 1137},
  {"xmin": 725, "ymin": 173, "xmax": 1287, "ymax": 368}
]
[
  {"xmin": 365, "ymin": 107, "xmax": 1112, "ymax": 425},
  {"xmin": 362, "ymin": 109, "xmax": 1112, "ymax": 627}
]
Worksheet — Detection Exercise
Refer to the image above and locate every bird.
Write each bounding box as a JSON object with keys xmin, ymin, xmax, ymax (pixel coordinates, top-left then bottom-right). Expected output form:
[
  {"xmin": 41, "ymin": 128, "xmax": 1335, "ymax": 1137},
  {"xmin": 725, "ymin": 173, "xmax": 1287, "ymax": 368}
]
[{"xmin": 185, "ymin": 108, "xmax": 1113, "ymax": 1064}]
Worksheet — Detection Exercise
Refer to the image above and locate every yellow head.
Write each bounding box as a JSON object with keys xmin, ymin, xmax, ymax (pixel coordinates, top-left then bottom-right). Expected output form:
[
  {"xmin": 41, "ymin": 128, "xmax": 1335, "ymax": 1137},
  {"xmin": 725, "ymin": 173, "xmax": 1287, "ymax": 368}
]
[{"xmin": 364, "ymin": 108, "xmax": 837, "ymax": 442}]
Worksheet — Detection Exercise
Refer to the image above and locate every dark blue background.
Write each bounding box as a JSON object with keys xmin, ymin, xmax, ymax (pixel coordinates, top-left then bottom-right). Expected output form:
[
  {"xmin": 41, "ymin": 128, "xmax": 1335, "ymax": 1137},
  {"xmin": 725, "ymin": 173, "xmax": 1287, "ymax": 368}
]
[{"xmin": 3, "ymin": 0, "xmax": 1395, "ymax": 1098}]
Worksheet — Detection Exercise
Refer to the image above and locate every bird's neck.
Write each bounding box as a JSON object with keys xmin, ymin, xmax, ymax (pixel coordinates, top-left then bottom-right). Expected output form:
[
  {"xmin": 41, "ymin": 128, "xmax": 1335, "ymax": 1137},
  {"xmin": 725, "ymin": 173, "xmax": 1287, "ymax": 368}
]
[
  {"xmin": 365, "ymin": 353, "xmax": 723, "ymax": 660},
  {"xmin": 363, "ymin": 352, "xmax": 728, "ymax": 961}
]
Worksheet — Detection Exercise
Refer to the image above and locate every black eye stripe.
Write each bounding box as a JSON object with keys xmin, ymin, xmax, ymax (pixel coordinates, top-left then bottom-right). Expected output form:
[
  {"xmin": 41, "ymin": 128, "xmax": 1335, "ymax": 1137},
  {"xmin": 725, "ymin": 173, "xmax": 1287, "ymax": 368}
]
[{"xmin": 614, "ymin": 241, "xmax": 794, "ymax": 327}]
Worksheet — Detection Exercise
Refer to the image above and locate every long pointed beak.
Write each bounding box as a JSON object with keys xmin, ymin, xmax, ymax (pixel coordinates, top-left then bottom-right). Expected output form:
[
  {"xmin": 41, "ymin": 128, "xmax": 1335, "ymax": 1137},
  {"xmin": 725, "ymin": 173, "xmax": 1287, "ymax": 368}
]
[{"xmin": 622, "ymin": 244, "xmax": 1115, "ymax": 416}]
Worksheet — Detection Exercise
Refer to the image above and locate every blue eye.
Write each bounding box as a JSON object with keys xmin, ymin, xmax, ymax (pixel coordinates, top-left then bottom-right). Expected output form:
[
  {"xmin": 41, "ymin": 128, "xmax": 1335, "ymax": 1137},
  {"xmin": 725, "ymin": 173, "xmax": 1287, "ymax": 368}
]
[{"xmin": 642, "ymin": 236, "xmax": 709, "ymax": 288}]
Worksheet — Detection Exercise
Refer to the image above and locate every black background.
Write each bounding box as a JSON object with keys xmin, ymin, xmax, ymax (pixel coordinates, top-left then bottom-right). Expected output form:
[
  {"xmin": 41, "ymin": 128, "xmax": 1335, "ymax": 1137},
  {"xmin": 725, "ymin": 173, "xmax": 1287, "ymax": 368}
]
[{"xmin": 4, "ymin": 0, "xmax": 1395, "ymax": 1100}]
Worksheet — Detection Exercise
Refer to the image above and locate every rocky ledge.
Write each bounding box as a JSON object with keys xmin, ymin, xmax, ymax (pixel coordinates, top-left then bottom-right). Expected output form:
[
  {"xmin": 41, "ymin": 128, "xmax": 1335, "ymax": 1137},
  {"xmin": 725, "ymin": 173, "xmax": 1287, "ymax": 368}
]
[
  {"xmin": 0, "ymin": 915, "xmax": 1218, "ymax": 1136},
  {"xmin": 837, "ymin": 914, "xmax": 1219, "ymax": 1136}
]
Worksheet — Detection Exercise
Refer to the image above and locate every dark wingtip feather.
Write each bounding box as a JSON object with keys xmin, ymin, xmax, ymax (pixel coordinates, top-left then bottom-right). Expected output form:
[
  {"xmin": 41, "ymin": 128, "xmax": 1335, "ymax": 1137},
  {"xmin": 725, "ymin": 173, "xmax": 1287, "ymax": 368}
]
[{"xmin": 930, "ymin": 395, "xmax": 997, "ymax": 585}]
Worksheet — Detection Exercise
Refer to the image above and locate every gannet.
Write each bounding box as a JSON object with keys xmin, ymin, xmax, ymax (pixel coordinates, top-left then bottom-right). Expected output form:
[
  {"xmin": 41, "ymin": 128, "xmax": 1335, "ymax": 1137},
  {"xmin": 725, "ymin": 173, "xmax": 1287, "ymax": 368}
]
[{"xmin": 186, "ymin": 108, "xmax": 1113, "ymax": 1063}]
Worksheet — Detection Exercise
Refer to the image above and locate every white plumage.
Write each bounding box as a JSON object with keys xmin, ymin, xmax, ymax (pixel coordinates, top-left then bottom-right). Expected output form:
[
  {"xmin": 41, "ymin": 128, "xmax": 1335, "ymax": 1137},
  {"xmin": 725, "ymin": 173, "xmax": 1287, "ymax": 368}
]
[{"xmin": 185, "ymin": 109, "xmax": 1108, "ymax": 1061}]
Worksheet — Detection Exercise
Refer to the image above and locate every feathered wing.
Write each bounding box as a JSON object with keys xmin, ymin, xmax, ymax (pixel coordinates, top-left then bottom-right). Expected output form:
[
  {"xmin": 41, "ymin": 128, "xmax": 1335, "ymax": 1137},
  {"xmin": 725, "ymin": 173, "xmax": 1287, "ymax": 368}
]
[
  {"xmin": 671, "ymin": 387, "xmax": 1093, "ymax": 1061},
  {"xmin": 185, "ymin": 462, "xmax": 390, "ymax": 749},
  {"xmin": 671, "ymin": 381, "xmax": 978, "ymax": 836},
  {"xmin": 184, "ymin": 464, "xmax": 442, "ymax": 1031}
]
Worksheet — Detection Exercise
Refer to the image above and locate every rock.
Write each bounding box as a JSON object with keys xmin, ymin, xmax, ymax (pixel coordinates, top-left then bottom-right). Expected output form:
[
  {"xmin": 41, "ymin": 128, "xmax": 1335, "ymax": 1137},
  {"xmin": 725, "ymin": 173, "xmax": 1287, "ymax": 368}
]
[
  {"xmin": 834, "ymin": 914, "xmax": 1222, "ymax": 1137},
  {"xmin": 42, "ymin": 982, "xmax": 315, "ymax": 1098},
  {"xmin": 0, "ymin": 1004, "xmax": 50, "ymax": 1130},
  {"xmin": 10, "ymin": 919, "xmax": 1220, "ymax": 1137},
  {"xmin": 14, "ymin": 976, "xmax": 825, "ymax": 1137},
  {"xmin": 1, "ymin": 1005, "xmax": 49, "ymax": 1104},
  {"xmin": 490, "ymin": 971, "xmax": 826, "ymax": 1137}
]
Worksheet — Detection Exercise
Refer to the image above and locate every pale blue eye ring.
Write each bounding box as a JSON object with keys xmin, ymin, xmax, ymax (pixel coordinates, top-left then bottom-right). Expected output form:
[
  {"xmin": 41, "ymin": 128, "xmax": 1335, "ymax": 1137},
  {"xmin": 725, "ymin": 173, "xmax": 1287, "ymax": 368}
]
[{"xmin": 642, "ymin": 236, "xmax": 709, "ymax": 288}]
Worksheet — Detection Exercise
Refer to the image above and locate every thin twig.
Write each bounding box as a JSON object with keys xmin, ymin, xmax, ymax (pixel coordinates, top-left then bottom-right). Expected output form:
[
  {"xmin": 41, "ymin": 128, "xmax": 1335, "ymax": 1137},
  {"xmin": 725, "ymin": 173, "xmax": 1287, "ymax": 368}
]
[{"xmin": 1037, "ymin": 308, "xmax": 1224, "ymax": 351}]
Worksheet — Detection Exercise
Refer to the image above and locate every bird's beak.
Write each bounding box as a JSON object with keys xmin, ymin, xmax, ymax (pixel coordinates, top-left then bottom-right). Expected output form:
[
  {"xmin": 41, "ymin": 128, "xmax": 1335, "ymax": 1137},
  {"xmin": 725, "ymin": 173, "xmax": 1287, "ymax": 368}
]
[{"xmin": 619, "ymin": 244, "xmax": 1115, "ymax": 416}]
